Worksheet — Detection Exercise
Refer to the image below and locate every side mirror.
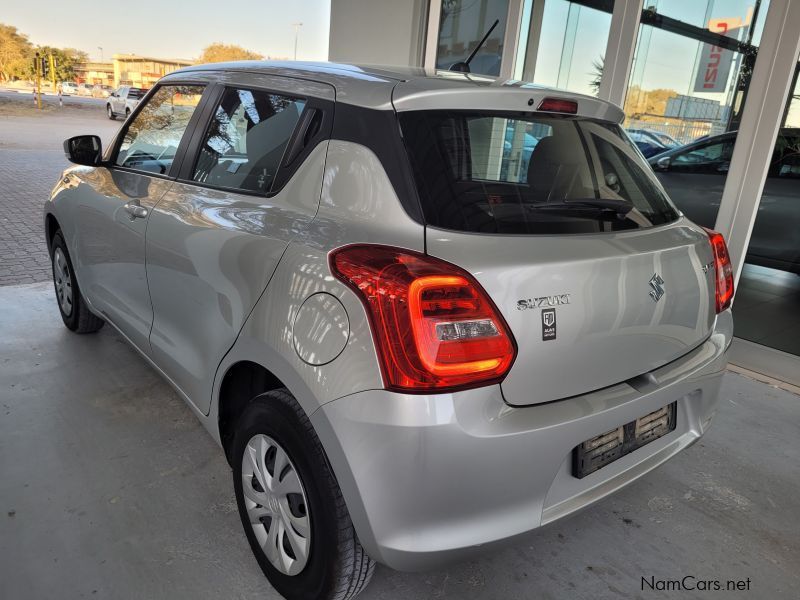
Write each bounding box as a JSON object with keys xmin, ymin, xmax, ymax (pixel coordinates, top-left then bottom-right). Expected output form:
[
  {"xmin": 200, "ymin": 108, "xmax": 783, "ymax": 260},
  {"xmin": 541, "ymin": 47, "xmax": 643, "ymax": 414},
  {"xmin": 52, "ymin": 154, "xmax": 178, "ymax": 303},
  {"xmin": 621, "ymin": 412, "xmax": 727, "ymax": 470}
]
[
  {"xmin": 655, "ymin": 156, "xmax": 671, "ymax": 171},
  {"xmin": 64, "ymin": 135, "xmax": 102, "ymax": 166}
]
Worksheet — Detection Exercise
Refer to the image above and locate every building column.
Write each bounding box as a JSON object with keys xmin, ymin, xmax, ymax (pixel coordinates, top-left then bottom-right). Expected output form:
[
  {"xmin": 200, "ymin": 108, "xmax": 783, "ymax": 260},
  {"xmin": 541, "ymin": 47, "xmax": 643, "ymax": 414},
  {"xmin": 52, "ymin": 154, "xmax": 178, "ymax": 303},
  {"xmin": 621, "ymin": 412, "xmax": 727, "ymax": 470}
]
[
  {"xmin": 713, "ymin": 0, "xmax": 800, "ymax": 286},
  {"xmin": 598, "ymin": 0, "xmax": 644, "ymax": 108},
  {"xmin": 328, "ymin": 0, "xmax": 428, "ymax": 67},
  {"xmin": 499, "ymin": 0, "xmax": 526, "ymax": 79}
]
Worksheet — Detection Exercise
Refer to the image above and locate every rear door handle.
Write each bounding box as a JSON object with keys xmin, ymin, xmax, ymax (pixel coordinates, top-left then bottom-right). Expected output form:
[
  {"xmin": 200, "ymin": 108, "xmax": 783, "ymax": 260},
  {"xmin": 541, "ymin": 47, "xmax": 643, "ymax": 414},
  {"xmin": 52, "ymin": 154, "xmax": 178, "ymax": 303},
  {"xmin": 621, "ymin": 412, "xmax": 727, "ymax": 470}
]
[{"xmin": 124, "ymin": 202, "xmax": 148, "ymax": 219}]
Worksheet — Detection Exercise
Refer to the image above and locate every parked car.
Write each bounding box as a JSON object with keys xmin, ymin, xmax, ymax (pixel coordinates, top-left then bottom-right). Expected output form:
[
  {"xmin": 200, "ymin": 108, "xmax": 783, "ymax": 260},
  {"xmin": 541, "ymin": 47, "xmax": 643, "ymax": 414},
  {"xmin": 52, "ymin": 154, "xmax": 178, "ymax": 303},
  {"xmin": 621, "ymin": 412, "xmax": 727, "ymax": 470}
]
[
  {"xmin": 627, "ymin": 129, "xmax": 668, "ymax": 157},
  {"xmin": 649, "ymin": 128, "xmax": 800, "ymax": 273},
  {"xmin": 628, "ymin": 127, "xmax": 679, "ymax": 149},
  {"xmin": 45, "ymin": 63, "xmax": 734, "ymax": 600},
  {"xmin": 60, "ymin": 82, "xmax": 78, "ymax": 95},
  {"xmin": 106, "ymin": 86, "xmax": 146, "ymax": 119},
  {"xmin": 76, "ymin": 83, "xmax": 94, "ymax": 96},
  {"xmin": 92, "ymin": 85, "xmax": 113, "ymax": 98}
]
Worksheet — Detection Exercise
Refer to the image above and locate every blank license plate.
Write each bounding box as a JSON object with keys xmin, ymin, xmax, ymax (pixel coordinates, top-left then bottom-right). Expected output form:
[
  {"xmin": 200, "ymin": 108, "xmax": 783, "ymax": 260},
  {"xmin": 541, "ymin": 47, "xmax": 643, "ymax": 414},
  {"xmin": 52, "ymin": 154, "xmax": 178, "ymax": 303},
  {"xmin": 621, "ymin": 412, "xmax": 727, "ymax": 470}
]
[{"xmin": 573, "ymin": 402, "xmax": 677, "ymax": 479}]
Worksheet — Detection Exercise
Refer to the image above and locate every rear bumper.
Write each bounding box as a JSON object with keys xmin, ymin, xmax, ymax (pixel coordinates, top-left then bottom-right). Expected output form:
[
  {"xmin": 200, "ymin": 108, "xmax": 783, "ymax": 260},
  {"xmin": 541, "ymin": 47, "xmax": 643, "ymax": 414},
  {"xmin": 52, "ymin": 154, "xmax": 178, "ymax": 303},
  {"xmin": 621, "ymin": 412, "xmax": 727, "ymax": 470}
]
[{"xmin": 311, "ymin": 311, "xmax": 732, "ymax": 571}]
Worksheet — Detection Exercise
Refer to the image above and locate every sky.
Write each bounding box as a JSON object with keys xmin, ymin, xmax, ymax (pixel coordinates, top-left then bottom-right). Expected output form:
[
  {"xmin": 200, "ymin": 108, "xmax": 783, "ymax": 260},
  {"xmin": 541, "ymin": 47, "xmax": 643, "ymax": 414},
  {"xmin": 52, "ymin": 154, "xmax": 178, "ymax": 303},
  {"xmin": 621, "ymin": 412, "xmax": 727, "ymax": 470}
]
[{"xmin": 2, "ymin": 0, "xmax": 331, "ymax": 62}]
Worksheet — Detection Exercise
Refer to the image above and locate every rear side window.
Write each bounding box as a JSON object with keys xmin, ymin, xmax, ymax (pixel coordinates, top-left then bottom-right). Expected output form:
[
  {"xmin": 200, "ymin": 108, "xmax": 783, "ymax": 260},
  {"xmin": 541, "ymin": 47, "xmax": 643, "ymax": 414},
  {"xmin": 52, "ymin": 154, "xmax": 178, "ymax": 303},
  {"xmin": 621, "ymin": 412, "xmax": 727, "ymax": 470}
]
[
  {"xmin": 192, "ymin": 88, "xmax": 306, "ymax": 194},
  {"xmin": 399, "ymin": 111, "xmax": 679, "ymax": 234},
  {"xmin": 128, "ymin": 88, "xmax": 145, "ymax": 99}
]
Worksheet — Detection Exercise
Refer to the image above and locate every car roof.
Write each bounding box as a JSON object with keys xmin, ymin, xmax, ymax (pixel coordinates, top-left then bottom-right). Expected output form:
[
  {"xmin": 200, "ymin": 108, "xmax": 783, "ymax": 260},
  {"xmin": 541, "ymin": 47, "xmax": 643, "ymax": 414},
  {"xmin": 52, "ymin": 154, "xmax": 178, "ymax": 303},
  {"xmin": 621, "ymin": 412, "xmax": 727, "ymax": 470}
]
[{"xmin": 168, "ymin": 60, "xmax": 625, "ymax": 122}]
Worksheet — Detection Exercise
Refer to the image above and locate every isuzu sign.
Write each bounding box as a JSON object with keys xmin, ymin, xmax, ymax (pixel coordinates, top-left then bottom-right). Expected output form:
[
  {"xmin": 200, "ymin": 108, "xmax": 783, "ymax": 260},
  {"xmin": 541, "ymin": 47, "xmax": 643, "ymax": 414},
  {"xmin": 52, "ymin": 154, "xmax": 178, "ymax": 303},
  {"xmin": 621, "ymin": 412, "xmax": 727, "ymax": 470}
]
[{"xmin": 693, "ymin": 11, "xmax": 752, "ymax": 94}]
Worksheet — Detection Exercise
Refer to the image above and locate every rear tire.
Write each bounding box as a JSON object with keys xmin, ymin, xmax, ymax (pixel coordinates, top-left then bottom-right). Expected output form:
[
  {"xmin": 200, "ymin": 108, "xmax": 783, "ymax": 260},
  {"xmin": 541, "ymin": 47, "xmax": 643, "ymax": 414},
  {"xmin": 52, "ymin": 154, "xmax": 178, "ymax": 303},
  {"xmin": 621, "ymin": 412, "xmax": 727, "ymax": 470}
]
[
  {"xmin": 232, "ymin": 389, "xmax": 375, "ymax": 600},
  {"xmin": 50, "ymin": 230, "xmax": 104, "ymax": 333},
  {"xmin": 125, "ymin": 107, "xmax": 131, "ymax": 119},
  {"xmin": 107, "ymin": 104, "xmax": 115, "ymax": 120}
]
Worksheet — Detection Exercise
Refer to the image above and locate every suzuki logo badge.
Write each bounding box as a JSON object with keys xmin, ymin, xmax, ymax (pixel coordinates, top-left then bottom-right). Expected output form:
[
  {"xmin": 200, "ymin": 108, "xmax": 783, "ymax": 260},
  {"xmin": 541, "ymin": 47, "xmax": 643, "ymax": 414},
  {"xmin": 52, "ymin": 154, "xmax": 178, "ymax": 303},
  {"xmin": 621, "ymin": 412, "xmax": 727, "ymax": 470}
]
[{"xmin": 649, "ymin": 273, "xmax": 665, "ymax": 302}]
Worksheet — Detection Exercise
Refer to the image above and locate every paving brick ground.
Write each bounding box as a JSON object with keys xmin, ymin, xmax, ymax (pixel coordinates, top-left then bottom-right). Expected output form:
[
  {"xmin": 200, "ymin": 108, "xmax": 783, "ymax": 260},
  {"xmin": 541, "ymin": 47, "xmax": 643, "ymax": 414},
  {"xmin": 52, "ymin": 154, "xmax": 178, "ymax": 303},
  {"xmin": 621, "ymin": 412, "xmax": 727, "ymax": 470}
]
[
  {"xmin": 0, "ymin": 148, "xmax": 68, "ymax": 285},
  {"xmin": 0, "ymin": 93, "xmax": 119, "ymax": 286}
]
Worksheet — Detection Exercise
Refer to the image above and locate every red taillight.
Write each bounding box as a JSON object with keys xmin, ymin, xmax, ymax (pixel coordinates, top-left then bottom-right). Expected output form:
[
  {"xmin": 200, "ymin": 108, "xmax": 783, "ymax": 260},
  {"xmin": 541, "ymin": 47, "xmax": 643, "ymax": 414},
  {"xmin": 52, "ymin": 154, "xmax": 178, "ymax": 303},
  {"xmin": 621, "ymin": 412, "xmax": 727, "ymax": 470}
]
[
  {"xmin": 537, "ymin": 98, "xmax": 578, "ymax": 114},
  {"xmin": 330, "ymin": 245, "xmax": 517, "ymax": 393},
  {"xmin": 705, "ymin": 228, "xmax": 734, "ymax": 312}
]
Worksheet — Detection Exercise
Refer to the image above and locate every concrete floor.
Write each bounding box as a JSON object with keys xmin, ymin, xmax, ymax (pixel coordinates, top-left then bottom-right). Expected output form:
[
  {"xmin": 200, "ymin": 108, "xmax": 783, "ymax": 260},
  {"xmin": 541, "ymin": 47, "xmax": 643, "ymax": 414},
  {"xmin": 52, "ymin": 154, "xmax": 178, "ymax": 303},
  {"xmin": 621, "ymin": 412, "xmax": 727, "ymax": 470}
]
[{"xmin": 1, "ymin": 283, "xmax": 799, "ymax": 600}]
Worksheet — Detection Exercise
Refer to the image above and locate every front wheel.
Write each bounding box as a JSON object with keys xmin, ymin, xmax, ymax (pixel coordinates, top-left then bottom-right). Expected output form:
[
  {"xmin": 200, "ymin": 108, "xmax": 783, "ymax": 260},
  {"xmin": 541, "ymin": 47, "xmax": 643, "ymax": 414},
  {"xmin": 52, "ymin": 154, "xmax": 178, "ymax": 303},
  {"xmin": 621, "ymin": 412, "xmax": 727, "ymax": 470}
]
[
  {"xmin": 51, "ymin": 230, "xmax": 104, "ymax": 333},
  {"xmin": 106, "ymin": 104, "xmax": 115, "ymax": 120},
  {"xmin": 232, "ymin": 389, "xmax": 375, "ymax": 600}
]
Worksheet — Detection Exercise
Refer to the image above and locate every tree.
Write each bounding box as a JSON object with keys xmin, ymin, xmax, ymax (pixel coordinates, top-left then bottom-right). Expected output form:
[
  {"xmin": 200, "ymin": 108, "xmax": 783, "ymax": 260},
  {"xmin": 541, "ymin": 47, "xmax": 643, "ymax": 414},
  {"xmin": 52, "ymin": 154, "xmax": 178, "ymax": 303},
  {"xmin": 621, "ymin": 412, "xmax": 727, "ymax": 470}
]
[
  {"xmin": 0, "ymin": 23, "xmax": 33, "ymax": 81},
  {"xmin": 199, "ymin": 43, "xmax": 263, "ymax": 63},
  {"xmin": 589, "ymin": 56, "xmax": 604, "ymax": 96},
  {"xmin": 33, "ymin": 46, "xmax": 88, "ymax": 81},
  {"xmin": 625, "ymin": 85, "xmax": 678, "ymax": 119}
]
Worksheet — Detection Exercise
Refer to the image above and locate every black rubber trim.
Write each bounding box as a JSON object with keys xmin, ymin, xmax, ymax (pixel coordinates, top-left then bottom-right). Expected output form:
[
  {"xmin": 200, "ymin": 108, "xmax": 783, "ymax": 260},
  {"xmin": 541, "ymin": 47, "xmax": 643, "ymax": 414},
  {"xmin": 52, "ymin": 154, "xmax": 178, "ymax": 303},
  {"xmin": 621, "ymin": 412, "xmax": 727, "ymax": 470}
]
[{"xmin": 331, "ymin": 102, "xmax": 424, "ymax": 225}]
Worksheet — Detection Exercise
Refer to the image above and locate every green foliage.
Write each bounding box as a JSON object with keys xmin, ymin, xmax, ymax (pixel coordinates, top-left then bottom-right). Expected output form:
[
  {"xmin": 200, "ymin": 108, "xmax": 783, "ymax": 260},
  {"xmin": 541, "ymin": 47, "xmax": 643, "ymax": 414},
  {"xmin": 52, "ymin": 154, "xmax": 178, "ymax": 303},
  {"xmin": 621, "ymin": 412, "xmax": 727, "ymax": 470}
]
[
  {"xmin": 199, "ymin": 43, "xmax": 263, "ymax": 64},
  {"xmin": 590, "ymin": 56, "xmax": 604, "ymax": 96},
  {"xmin": 35, "ymin": 46, "xmax": 89, "ymax": 81},
  {"xmin": 0, "ymin": 24, "xmax": 88, "ymax": 82},
  {"xmin": 0, "ymin": 23, "xmax": 33, "ymax": 81}
]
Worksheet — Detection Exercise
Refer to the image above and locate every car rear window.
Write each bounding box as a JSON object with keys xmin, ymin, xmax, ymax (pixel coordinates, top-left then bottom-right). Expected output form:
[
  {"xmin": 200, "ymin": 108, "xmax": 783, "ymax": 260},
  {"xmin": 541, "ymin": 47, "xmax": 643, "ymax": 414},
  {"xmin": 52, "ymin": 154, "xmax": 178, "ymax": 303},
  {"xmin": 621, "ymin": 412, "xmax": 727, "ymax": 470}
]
[{"xmin": 398, "ymin": 111, "xmax": 680, "ymax": 234}]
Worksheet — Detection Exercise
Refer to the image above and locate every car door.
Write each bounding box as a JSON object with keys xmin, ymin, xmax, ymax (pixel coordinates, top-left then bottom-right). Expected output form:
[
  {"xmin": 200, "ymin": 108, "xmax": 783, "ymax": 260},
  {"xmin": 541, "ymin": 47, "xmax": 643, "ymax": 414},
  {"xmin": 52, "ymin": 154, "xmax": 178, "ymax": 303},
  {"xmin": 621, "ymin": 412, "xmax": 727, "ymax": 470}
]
[
  {"xmin": 71, "ymin": 82, "xmax": 208, "ymax": 352},
  {"xmin": 750, "ymin": 131, "xmax": 800, "ymax": 270},
  {"xmin": 145, "ymin": 74, "xmax": 334, "ymax": 413},
  {"xmin": 654, "ymin": 136, "xmax": 734, "ymax": 228},
  {"xmin": 111, "ymin": 86, "xmax": 125, "ymax": 114}
]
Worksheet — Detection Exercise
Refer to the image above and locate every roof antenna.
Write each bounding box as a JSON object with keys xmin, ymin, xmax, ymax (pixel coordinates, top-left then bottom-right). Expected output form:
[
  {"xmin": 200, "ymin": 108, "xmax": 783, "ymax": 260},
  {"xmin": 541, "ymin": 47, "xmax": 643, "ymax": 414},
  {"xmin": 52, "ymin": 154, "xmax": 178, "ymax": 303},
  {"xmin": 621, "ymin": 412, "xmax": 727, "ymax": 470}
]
[{"xmin": 449, "ymin": 19, "xmax": 500, "ymax": 74}]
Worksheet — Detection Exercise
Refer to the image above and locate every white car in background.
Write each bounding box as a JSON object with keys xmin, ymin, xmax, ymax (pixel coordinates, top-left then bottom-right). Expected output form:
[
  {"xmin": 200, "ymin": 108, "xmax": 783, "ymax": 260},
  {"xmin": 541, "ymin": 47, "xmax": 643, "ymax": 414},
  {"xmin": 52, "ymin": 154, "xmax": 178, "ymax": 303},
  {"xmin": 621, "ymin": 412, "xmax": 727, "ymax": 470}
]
[
  {"xmin": 106, "ymin": 86, "xmax": 147, "ymax": 120},
  {"xmin": 60, "ymin": 82, "xmax": 78, "ymax": 95}
]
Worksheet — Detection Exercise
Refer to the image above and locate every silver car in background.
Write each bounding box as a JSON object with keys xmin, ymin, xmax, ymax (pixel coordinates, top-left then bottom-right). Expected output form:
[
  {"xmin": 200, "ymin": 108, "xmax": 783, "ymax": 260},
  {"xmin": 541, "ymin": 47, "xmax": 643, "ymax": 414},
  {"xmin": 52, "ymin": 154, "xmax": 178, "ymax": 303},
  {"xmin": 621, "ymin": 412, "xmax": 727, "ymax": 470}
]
[
  {"xmin": 44, "ymin": 62, "xmax": 734, "ymax": 600},
  {"xmin": 106, "ymin": 85, "xmax": 146, "ymax": 120}
]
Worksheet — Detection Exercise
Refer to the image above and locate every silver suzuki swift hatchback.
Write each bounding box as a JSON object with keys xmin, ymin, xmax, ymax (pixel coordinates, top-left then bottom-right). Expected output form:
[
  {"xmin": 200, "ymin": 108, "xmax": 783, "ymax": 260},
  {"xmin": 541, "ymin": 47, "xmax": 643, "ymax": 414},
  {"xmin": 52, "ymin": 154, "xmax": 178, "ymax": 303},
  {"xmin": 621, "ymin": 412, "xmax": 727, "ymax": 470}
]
[{"xmin": 44, "ymin": 62, "xmax": 734, "ymax": 600}]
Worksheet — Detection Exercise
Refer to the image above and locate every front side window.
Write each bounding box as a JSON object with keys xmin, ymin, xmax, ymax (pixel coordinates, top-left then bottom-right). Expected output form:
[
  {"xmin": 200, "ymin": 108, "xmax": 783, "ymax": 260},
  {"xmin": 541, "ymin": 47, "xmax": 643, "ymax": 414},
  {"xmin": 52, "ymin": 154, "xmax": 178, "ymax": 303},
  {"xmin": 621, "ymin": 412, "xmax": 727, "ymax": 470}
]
[
  {"xmin": 115, "ymin": 85, "xmax": 204, "ymax": 174},
  {"xmin": 192, "ymin": 88, "xmax": 306, "ymax": 194},
  {"xmin": 399, "ymin": 110, "xmax": 679, "ymax": 234},
  {"xmin": 671, "ymin": 139, "xmax": 734, "ymax": 172}
]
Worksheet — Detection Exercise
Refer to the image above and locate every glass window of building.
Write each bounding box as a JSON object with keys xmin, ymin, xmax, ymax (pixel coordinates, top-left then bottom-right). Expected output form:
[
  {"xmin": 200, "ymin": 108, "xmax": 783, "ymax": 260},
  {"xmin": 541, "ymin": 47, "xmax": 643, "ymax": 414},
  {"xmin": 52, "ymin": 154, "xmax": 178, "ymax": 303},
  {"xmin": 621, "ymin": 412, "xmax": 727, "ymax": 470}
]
[
  {"xmin": 624, "ymin": 2, "xmax": 798, "ymax": 359},
  {"xmin": 515, "ymin": 0, "xmax": 614, "ymax": 96},
  {"xmin": 731, "ymin": 64, "xmax": 800, "ymax": 357},
  {"xmin": 435, "ymin": 0, "xmax": 510, "ymax": 76},
  {"xmin": 625, "ymin": 1, "xmax": 770, "ymax": 233}
]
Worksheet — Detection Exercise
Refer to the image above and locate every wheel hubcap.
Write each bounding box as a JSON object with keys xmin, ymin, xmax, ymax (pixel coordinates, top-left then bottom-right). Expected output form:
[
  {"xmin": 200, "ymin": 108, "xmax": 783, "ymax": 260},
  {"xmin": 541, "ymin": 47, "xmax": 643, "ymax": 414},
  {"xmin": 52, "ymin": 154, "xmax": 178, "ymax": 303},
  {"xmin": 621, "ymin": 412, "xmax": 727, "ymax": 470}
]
[
  {"xmin": 53, "ymin": 248, "xmax": 73, "ymax": 317},
  {"xmin": 242, "ymin": 434, "xmax": 311, "ymax": 576}
]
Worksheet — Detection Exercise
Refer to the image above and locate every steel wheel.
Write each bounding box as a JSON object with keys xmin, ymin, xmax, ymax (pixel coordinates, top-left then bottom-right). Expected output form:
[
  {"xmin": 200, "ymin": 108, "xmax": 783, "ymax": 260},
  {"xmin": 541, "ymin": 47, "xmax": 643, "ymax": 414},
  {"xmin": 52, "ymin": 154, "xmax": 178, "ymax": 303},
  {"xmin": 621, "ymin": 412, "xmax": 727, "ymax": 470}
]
[
  {"xmin": 241, "ymin": 434, "xmax": 311, "ymax": 576},
  {"xmin": 53, "ymin": 247, "xmax": 73, "ymax": 317}
]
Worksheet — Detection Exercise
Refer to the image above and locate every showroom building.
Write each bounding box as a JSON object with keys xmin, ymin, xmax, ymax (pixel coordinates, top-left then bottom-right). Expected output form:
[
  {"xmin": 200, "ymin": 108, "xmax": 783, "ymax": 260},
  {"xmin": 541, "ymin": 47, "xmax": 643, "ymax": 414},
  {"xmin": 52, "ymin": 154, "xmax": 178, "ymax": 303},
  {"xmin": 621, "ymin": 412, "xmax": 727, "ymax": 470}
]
[{"xmin": 329, "ymin": 0, "xmax": 800, "ymax": 386}]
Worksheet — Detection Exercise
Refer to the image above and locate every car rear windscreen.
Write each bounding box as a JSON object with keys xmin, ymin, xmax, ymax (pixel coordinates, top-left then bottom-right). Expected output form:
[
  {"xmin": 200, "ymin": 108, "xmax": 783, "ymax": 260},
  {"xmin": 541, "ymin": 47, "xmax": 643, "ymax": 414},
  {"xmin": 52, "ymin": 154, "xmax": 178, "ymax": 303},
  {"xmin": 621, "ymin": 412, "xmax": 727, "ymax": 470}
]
[{"xmin": 398, "ymin": 111, "xmax": 680, "ymax": 234}]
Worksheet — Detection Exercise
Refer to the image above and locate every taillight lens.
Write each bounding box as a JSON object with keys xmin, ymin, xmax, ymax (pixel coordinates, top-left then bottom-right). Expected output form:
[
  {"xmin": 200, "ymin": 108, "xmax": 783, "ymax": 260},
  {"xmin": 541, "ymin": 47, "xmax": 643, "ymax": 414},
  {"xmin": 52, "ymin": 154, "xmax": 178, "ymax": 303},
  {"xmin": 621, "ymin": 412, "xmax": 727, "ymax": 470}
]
[
  {"xmin": 330, "ymin": 245, "xmax": 517, "ymax": 393},
  {"xmin": 705, "ymin": 229, "xmax": 734, "ymax": 312},
  {"xmin": 537, "ymin": 98, "xmax": 578, "ymax": 114}
]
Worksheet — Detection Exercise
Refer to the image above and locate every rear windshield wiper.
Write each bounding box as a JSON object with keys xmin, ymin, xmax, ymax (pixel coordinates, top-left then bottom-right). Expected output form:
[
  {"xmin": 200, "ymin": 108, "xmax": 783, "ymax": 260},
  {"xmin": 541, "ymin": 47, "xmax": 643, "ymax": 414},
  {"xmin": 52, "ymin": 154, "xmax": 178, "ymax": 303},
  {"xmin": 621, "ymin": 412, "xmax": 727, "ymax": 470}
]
[{"xmin": 529, "ymin": 199, "xmax": 653, "ymax": 226}]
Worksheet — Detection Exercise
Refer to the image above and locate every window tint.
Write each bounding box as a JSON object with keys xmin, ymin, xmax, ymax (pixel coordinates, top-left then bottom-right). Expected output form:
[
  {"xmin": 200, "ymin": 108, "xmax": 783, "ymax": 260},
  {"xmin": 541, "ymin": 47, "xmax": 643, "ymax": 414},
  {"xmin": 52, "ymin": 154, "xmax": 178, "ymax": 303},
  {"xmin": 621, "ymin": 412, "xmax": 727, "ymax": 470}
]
[
  {"xmin": 671, "ymin": 139, "xmax": 734, "ymax": 172},
  {"xmin": 465, "ymin": 117, "xmax": 553, "ymax": 183},
  {"xmin": 399, "ymin": 111, "xmax": 679, "ymax": 235},
  {"xmin": 192, "ymin": 88, "xmax": 306, "ymax": 194},
  {"xmin": 769, "ymin": 134, "xmax": 800, "ymax": 178},
  {"xmin": 115, "ymin": 85, "xmax": 204, "ymax": 174}
]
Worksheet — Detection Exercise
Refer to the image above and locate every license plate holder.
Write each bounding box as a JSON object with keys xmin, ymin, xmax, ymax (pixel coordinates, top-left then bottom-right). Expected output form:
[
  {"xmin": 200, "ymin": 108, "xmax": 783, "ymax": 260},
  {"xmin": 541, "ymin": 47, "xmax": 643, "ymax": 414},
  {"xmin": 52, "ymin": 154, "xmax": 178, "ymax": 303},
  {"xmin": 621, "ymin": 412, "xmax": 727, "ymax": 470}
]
[{"xmin": 573, "ymin": 402, "xmax": 677, "ymax": 479}]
